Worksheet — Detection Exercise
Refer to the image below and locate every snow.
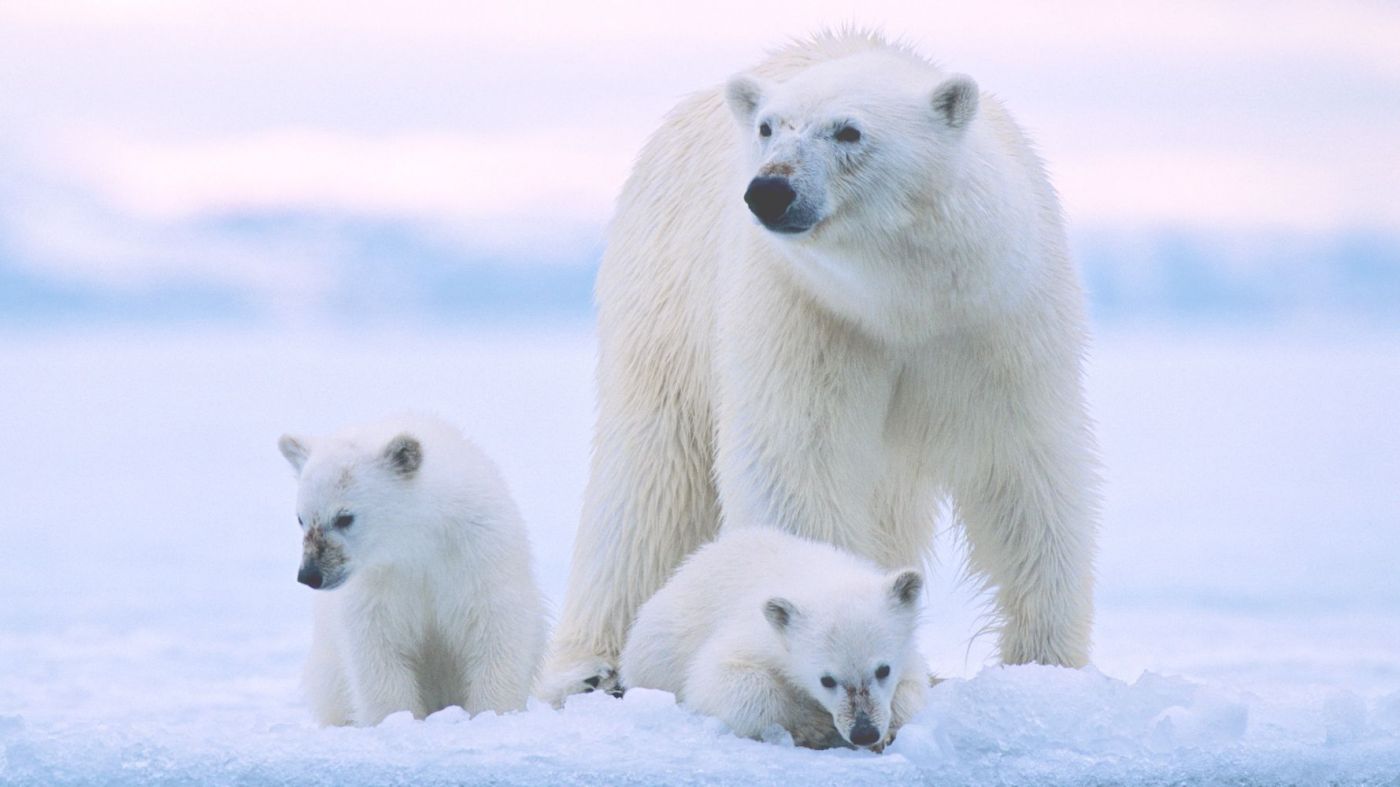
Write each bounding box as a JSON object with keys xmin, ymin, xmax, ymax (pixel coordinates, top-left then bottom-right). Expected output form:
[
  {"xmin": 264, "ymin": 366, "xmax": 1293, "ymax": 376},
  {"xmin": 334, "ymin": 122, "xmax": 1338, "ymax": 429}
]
[{"xmin": 1, "ymin": 327, "xmax": 1398, "ymax": 785}]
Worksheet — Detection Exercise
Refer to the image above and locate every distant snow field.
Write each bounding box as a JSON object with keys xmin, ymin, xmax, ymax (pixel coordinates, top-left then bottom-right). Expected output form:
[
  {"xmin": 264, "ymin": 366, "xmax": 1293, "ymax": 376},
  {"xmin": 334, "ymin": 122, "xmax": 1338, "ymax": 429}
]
[{"xmin": 1, "ymin": 328, "xmax": 1397, "ymax": 785}]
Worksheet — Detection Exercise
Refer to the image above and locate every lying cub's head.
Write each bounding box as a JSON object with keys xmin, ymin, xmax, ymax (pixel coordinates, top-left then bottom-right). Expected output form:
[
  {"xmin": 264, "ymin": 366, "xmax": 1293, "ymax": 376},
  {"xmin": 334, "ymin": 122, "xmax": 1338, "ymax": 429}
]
[
  {"xmin": 277, "ymin": 431, "xmax": 423, "ymax": 590},
  {"xmin": 763, "ymin": 568, "xmax": 923, "ymax": 749}
]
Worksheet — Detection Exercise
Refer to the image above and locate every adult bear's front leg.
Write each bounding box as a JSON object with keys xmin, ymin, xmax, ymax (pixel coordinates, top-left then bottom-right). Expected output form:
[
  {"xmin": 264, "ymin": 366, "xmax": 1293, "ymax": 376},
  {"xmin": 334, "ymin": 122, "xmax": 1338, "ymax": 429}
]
[
  {"xmin": 950, "ymin": 353, "xmax": 1100, "ymax": 668},
  {"xmin": 538, "ymin": 364, "xmax": 721, "ymax": 707},
  {"xmin": 712, "ymin": 275, "xmax": 906, "ymax": 559}
]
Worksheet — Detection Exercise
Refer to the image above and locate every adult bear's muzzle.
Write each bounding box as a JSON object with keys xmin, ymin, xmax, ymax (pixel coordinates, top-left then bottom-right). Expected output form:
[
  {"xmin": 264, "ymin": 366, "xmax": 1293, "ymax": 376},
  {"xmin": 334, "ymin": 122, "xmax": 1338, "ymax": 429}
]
[{"xmin": 744, "ymin": 176, "xmax": 797, "ymax": 226}]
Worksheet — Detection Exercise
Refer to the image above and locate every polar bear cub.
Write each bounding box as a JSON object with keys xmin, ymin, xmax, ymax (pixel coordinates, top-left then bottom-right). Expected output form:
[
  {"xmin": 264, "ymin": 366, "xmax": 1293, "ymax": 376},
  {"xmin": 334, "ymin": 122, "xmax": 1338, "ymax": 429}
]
[
  {"xmin": 620, "ymin": 528, "xmax": 928, "ymax": 749},
  {"xmin": 278, "ymin": 415, "xmax": 546, "ymax": 726}
]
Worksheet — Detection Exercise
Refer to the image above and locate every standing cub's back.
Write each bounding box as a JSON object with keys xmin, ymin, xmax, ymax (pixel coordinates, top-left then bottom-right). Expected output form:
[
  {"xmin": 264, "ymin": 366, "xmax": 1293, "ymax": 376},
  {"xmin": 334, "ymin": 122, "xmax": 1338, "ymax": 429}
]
[{"xmin": 278, "ymin": 415, "xmax": 546, "ymax": 726}]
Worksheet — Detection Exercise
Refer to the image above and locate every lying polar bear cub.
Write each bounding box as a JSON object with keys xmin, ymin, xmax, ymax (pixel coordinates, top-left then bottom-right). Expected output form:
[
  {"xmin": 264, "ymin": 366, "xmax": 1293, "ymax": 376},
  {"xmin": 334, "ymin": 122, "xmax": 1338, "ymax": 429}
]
[
  {"xmin": 278, "ymin": 415, "xmax": 546, "ymax": 726},
  {"xmin": 620, "ymin": 528, "xmax": 928, "ymax": 750}
]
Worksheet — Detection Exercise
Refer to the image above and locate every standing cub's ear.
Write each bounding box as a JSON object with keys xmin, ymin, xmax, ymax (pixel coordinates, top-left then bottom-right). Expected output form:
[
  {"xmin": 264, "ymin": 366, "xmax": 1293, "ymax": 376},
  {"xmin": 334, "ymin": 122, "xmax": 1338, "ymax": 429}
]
[
  {"xmin": 931, "ymin": 74, "xmax": 979, "ymax": 129},
  {"xmin": 383, "ymin": 433, "xmax": 422, "ymax": 477},
  {"xmin": 887, "ymin": 569, "xmax": 924, "ymax": 609},
  {"xmin": 763, "ymin": 597, "xmax": 800, "ymax": 631},
  {"xmin": 278, "ymin": 435, "xmax": 310, "ymax": 475},
  {"xmin": 725, "ymin": 74, "xmax": 769, "ymax": 125}
]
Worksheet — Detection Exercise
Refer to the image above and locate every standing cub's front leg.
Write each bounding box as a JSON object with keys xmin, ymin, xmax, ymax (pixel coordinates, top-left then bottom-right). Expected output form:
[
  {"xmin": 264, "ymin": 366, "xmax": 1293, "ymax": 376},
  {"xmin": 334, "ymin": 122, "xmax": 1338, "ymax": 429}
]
[
  {"xmin": 303, "ymin": 600, "xmax": 353, "ymax": 726},
  {"xmin": 345, "ymin": 623, "xmax": 425, "ymax": 725}
]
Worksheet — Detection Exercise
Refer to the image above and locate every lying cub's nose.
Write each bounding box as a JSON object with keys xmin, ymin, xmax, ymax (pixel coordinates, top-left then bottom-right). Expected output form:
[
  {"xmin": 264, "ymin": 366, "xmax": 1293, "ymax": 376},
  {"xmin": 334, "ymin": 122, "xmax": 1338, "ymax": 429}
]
[
  {"xmin": 849, "ymin": 716, "xmax": 880, "ymax": 747},
  {"xmin": 298, "ymin": 563, "xmax": 323, "ymax": 589},
  {"xmin": 744, "ymin": 176, "xmax": 797, "ymax": 225}
]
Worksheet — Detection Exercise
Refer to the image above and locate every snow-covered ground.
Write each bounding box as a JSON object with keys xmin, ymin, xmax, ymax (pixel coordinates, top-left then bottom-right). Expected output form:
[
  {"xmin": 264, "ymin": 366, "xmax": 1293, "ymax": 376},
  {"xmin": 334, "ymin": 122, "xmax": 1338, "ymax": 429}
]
[{"xmin": 2, "ymin": 327, "xmax": 1398, "ymax": 785}]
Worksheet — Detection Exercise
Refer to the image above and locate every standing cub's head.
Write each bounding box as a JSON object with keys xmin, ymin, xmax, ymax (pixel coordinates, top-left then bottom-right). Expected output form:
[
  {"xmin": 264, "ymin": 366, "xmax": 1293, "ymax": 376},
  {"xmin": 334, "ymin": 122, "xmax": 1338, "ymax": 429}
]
[
  {"xmin": 277, "ymin": 430, "xmax": 424, "ymax": 590},
  {"xmin": 763, "ymin": 568, "xmax": 924, "ymax": 749},
  {"xmin": 725, "ymin": 51, "xmax": 979, "ymax": 242}
]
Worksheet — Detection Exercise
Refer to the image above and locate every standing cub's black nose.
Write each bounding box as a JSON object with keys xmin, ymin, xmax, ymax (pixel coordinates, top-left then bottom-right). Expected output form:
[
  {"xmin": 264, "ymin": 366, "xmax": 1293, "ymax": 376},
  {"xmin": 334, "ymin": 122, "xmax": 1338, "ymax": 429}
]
[
  {"xmin": 298, "ymin": 564, "xmax": 323, "ymax": 589},
  {"xmin": 744, "ymin": 176, "xmax": 797, "ymax": 225}
]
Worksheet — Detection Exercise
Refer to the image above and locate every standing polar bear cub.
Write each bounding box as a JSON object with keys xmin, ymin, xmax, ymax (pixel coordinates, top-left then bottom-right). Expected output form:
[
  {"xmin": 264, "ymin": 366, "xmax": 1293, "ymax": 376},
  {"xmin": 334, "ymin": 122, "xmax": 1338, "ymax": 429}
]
[
  {"xmin": 620, "ymin": 528, "xmax": 928, "ymax": 750},
  {"xmin": 278, "ymin": 416, "xmax": 546, "ymax": 726},
  {"xmin": 543, "ymin": 32, "xmax": 1100, "ymax": 702}
]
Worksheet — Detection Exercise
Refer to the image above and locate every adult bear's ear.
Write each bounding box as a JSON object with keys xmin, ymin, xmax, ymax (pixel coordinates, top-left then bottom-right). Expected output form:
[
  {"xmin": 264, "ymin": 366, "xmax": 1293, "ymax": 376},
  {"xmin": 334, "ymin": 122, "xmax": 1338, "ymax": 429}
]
[
  {"xmin": 725, "ymin": 74, "xmax": 768, "ymax": 126},
  {"xmin": 887, "ymin": 569, "xmax": 924, "ymax": 610},
  {"xmin": 930, "ymin": 74, "xmax": 979, "ymax": 129},
  {"xmin": 383, "ymin": 433, "xmax": 423, "ymax": 478},
  {"xmin": 278, "ymin": 434, "xmax": 310, "ymax": 475},
  {"xmin": 763, "ymin": 597, "xmax": 800, "ymax": 632}
]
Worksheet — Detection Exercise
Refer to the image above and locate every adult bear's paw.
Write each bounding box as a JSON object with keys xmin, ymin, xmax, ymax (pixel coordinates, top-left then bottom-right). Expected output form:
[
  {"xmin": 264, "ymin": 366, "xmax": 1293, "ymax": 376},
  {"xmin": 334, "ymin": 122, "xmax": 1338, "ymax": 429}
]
[{"xmin": 537, "ymin": 659, "xmax": 622, "ymax": 707}]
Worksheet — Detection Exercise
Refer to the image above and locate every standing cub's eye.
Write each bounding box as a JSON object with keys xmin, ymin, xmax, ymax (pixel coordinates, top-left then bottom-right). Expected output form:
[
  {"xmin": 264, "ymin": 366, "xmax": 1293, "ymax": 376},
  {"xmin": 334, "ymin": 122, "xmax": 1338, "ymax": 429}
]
[
  {"xmin": 333, "ymin": 513, "xmax": 354, "ymax": 530},
  {"xmin": 875, "ymin": 664, "xmax": 891, "ymax": 680},
  {"xmin": 820, "ymin": 675, "xmax": 837, "ymax": 689},
  {"xmin": 759, "ymin": 122, "xmax": 772, "ymax": 138},
  {"xmin": 835, "ymin": 125, "xmax": 861, "ymax": 143}
]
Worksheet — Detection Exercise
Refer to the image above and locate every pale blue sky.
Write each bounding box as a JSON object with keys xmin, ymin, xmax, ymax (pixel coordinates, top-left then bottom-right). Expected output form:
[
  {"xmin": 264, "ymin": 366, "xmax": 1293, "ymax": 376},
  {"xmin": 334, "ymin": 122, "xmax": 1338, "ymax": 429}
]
[{"xmin": 1, "ymin": 0, "xmax": 1397, "ymax": 324}]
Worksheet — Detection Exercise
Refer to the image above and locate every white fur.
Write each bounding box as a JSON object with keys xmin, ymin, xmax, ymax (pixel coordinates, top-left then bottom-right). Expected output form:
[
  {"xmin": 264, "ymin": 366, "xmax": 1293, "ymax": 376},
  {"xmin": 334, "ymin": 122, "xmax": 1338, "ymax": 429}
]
[
  {"xmin": 540, "ymin": 31, "xmax": 1100, "ymax": 704},
  {"xmin": 620, "ymin": 528, "xmax": 928, "ymax": 749},
  {"xmin": 280, "ymin": 415, "xmax": 547, "ymax": 726}
]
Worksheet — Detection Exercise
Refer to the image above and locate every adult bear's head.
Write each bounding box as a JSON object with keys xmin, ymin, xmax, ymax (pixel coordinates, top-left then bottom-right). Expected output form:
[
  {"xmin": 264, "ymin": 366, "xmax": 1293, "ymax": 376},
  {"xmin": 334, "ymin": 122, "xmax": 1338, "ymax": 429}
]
[{"xmin": 724, "ymin": 51, "xmax": 980, "ymax": 244}]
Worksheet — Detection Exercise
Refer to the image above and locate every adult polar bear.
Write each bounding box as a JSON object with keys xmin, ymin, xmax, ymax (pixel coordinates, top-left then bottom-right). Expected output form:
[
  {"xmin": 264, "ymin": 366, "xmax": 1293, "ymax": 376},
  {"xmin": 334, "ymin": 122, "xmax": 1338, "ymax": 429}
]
[{"xmin": 541, "ymin": 31, "xmax": 1100, "ymax": 703}]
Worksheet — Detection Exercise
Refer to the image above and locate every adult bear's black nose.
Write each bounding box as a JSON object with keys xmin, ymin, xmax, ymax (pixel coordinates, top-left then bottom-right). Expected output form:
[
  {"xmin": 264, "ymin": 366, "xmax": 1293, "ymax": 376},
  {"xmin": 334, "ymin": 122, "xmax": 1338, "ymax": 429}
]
[{"xmin": 744, "ymin": 176, "xmax": 797, "ymax": 226}]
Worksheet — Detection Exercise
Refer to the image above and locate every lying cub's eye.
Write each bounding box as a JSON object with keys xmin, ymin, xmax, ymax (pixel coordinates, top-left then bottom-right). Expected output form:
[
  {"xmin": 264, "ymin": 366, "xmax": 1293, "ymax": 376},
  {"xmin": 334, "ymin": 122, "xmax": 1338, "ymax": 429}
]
[
  {"xmin": 759, "ymin": 122, "xmax": 772, "ymax": 138},
  {"xmin": 820, "ymin": 675, "xmax": 837, "ymax": 689},
  {"xmin": 333, "ymin": 513, "xmax": 354, "ymax": 530},
  {"xmin": 835, "ymin": 125, "xmax": 861, "ymax": 143},
  {"xmin": 875, "ymin": 664, "xmax": 891, "ymax": 680}
]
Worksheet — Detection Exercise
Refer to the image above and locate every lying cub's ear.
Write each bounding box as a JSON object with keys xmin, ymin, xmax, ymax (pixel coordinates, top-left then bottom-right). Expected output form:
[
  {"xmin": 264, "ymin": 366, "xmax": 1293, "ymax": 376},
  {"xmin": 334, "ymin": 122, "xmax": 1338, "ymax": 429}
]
[
  {"xmin": 278, "ymin": 434, "xmax": 310, "ymax": 475},
  {"xmin": 383, "ymin": 433, "xmax": 423, "ymax": 478},
  {"xmin": 725, "ymin": 74, "xmax": 769, "ymax": 126},
  {"xmin": 887, "ymin": 569, "xmax": 924, "ymax": 609},
  {"xmin": 764, "ymin": 597, "xmax": 800, "ymax": 632},
  {"xmin": 930, "ymin": 74, "xmax": 979, "ymax": 130}
]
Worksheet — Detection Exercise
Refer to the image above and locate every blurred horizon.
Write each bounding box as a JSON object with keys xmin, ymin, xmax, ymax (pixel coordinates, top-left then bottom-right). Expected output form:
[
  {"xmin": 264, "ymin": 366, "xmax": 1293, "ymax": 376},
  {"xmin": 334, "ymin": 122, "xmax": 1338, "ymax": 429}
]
[{"xmin": 1, "ymin": 1, "xmax": 1397, "ymax": 332}]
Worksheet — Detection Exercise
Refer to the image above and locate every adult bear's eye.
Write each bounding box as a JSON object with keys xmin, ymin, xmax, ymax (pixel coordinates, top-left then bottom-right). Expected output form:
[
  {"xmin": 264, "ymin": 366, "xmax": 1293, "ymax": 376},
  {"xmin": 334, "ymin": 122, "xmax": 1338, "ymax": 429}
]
[
  {"xmin": 835, "ymin": 125, "xmax": 861, "ymax": 143},
  {"xmin": 759, "ymin": 122, "xmax": 772, "ymax": 138},
  {"xmin": 333, "ymin": 513, "xmax": 354, "ymax": 530},
  {"xmin": 820, "ymin": 675, "xmax": 837, "ymax": 689},
  {"xmin": 875, "ymin": 664, "xmax": 890, "ymax": 680}
]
